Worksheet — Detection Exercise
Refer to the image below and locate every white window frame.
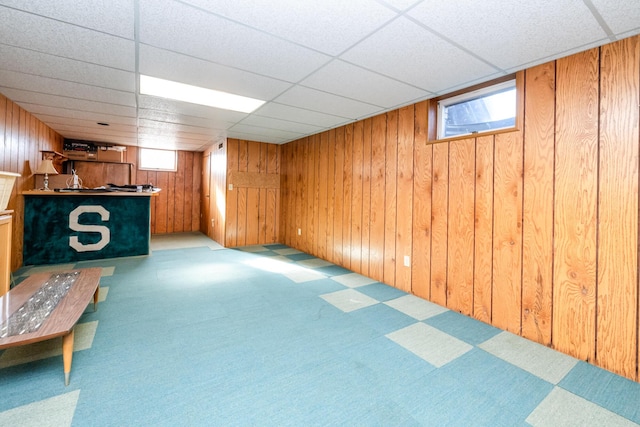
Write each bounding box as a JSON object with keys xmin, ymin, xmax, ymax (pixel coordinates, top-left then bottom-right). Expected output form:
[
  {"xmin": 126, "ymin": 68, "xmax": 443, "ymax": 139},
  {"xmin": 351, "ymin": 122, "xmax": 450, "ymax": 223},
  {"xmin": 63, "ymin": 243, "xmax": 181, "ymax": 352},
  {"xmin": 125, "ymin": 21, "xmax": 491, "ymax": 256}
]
[
  {"xmin": 437, "ymin": 79, "xmax": 516, "ymax": 140},
  {"xmin": 138, "ymin": 148, "xmax": 177, "ymax": 172}
]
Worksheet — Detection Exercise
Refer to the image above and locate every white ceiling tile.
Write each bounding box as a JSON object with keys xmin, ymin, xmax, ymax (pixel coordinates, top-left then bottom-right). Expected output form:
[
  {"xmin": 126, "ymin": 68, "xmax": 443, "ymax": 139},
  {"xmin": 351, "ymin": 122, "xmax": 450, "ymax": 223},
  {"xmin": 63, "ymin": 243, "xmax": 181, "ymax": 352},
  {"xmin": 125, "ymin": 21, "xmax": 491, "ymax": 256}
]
[
  {"xmin": 341, "ymin": 16, "xmax": 499, "ymax": 93},
  {"xmin": 138, "ymin": 0, "xmax": 331, "ymax": 82},
  {"xmin": 590, "ymin": 0, "xmax": 640, "ymax": 35},
  {"xmin": 62, "ymin": 131, "xmax": 137, "ymax": 146},
  {"xmin": 0, "ymin": 0, "xmax": 134, "ymax": 38},
  {"xmin": 0, "ymin": 45, "xmax": 136, "ymax": 92},
  {"xmin": 377, "ymin": 0, "xmax": 424, "ymax": 12},
  {"xmin": 238, "ymin": 115, "xmax": 324, "ymax": 134},
  {"xmin": 138, "ymin": 119, "xmax": 221, "ymax": 137},
  {"xmin": 301, "ymin": 59, "xmax": 432, "ymax": 108},
  {"xmin": 408, "ymin": 0, "xmax": 607, "ymax": 71},
  {"xmin": 53, "ymin": 125, "xmax": 137, "ymax": 140},
  {"xmin": 0, "ymin": 88, "xmax": 136, "ymax": 118},
  {"xmin": 274, "ymin": 86, "xmax": 383, "ymax": 120},
  {"xmin": 226, "ymin": 130, "xmax": 287, "ymax": 144},
  {"xmin": 138, "ymin": 95, "xmax": 249, "ymax": 123},
  {"xmin": 138, "ymin": 109, "xmax": 233, "ymax": 131},
  {"xmin": 137, "ymin": 134, "xmax": 212, "ymax": 150},
  {"xmin": 139, "ymin": 44, "xmax": 292, "ymax": 101},
  {"xmin": 182, "ymin": 0, "xmax": 398, "ymax": 55},
  {"xmin": 34, "ymin": 114, "xmax": 136, "ymax": 133},
  {"xmin": 21, "ymin": 104, "xmax": 137, "ymax": 126},
  {"xmin": 138, "ymin": 127, "xmax": 213, "ymax": 143},
  {"xmin": 0, "ymin": 6, "xmax": 135, "ymax": 71},
  {"xmin": 55, "ymin": 125, "xmax": 138, "ymax": 139},
  {"xmin": 0, "ymin": 69, "xmax": 136, "ymax": 107},
  {"xmin": 254, "ymin": 103, "xmax": 351, "ymax": 130},
  {"xmin": 230, "ymin": 124, "xmax": 305, "ymax": 140}
]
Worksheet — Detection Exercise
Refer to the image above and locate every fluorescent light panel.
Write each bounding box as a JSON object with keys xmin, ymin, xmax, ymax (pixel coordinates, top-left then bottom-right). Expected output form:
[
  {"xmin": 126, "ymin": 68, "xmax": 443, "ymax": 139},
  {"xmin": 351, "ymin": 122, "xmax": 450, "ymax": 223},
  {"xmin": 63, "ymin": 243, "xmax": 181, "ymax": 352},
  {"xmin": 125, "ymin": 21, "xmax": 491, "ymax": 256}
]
[{"xmin": 140, "ymin": 75, "xmax": 265, "ymax": 113}]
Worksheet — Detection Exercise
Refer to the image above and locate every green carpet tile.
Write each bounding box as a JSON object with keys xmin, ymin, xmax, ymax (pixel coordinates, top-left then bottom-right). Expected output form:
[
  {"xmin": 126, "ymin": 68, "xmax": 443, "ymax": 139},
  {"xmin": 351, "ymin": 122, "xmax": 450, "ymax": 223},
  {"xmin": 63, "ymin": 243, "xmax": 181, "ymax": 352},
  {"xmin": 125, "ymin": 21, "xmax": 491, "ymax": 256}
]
[{"xmin": 1, "ymin": 237, "xmax": 639, "ymax": 426}]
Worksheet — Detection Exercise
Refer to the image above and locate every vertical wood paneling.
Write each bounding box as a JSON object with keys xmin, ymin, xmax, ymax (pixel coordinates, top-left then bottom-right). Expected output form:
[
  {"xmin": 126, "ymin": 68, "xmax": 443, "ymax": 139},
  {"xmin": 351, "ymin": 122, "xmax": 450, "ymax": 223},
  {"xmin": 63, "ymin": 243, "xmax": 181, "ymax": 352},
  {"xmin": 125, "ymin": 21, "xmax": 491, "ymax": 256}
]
[
  {"xmin": 369, "ymin": 114, "xmax": 387, "ymax": 283},
  {"xmin": 312, "ymin": 134, "xmax": 320, "ymax": 254},
  {"xmin": 343, "ymin": 124, "xmax": 353, "ymax": 269},
  {"xmin": 333, "ymin": 128, "xmax": 345, "ymax": 266},
  {"xmin": 474, "ymin": 135, "xmax": 494, "ymax": 323},
  {"xmin": 326, "ymin": 129, "xmax": 336, "ymax": 262},
  {"xmin": 226, "ymin": 139, "xmax": 239, "ymax": 247},
  {"xmin": 351, "ymin": 121, "xmax": 363, "ymax": 273},
  {"xmin": 258, "ymin": 143, "xmax": 268, "ymax": 244},
  {"xmin": 266, "ymin": 144, "xmax": 278, "ymax": 244},
  {"xmin": 431, "ymin": 142, "xmax": 449, "ymax": 306},
  {"xmin": 191, "ymin": 151, "xmax": 202, "ymax": 233},
  {"xmin": 447, "ymin": 138, "xmax": 475, "ymax": 315},
  {"xmin": 173, "ymin": 151, "xmax": 185, "ymax": 232},
  {"xmin": 181, "ymin": 151, "xmax": 192, "ymax": 232},
  {"xmin": 295, "ymin": 140, "xmax": 305, "ymax": 249},
  {"xmin": 0, "ymin": 95, "xmax": 5, "ymax": 156},
  {"xmin": 318, "ymin": 132, "xmax": 329, "ymax": 260},
  {"xmin": 236, "ymin": 140, "xmax": 248, "ymax": 247},
  {"xmin": 492, "ymin": 131, "xmax": 524, "ymax": 334},
  {"xmin": 383, "ymin": 111, "xmax": 398, "ymax": 286},
  {"xmin": 305, "ymin": 136, "xmax": 315, "ymax": 253},
  {"xmin": 596, "ymin": 37, "xmax": 639, "ymax": 379},
  {"xmin": 412, "ymin": 101, "xmax": 431, "ymax": 299},
  {"xmin": 245, "ymin": 141, "xmax": 261, "ymax": 245},
  {"xmin": 396, "ymin": 105, "xmax": 414, "ymax": 292},
  {"xmin": 148, "ymin": 171, "xmax": 158, "ymax": 232},
  {"xmin": 201, "ymin": 153, "xmax": 211, "ymax": 236},
  {"xmin": 155, "ymin": 172, "xmax": 169, "ymax": 234},
  {"xmin": 553, "ymin": 48, "xmax": 599, "ymax": 362},
  {"xmin": 522, "ymin": 62, "xmax": 556, "ymax": 345},
  {"xmin": 220, "ymin": 138, "xmax": 279, "ymax": 247},
  {"xmin": 0, "ymin": 94, "xmax": 63, "ymax": 269},
  {"xmin": 361, "ymin": 119, "xmax": 372, "ymax": 277}
]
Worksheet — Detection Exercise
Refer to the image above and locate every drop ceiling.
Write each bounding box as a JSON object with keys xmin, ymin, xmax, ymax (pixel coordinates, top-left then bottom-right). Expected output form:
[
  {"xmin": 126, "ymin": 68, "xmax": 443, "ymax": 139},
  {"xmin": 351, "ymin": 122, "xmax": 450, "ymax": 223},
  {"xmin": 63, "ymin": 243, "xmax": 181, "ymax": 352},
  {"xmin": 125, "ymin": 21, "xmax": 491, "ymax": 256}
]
[{"xmin": 0, "ymin": 0, "xmax": 638, "ymax": 151}]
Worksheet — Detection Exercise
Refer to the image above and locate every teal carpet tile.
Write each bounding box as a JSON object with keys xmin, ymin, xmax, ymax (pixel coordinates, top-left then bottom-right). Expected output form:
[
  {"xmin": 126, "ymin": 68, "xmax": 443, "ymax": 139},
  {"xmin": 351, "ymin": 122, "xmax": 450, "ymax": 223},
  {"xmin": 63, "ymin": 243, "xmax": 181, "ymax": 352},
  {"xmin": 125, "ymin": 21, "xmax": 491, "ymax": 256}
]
[
  {"xmin": 424, "ymin": 310, "xmax": 502, "ymax": 345},
  {"xmin": 356, "ymin": 282, "xmax": 412, "ymax": 301},
  {"xmin": 559, "ymin": 361, "xmax": 640, "ymax": 423}
]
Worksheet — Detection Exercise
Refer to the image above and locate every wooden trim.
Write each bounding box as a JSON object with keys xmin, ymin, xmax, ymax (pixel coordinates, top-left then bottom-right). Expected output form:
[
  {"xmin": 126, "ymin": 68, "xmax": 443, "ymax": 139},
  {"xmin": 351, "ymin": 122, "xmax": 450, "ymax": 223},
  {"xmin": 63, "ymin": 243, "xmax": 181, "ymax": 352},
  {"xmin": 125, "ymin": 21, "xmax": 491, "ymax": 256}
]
[{"xmin": 228, "ymin": 171, "xmax": 280, "ymax": 189}]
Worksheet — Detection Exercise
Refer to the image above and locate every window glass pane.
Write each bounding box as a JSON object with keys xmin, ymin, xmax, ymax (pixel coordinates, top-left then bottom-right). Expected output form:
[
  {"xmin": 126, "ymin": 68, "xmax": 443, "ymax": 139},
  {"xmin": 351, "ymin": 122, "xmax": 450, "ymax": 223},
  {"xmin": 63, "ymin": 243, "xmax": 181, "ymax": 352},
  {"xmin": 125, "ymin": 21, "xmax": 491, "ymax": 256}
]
[
  {"xmin": 439, "ymin": 81, "xmax": 516, "ymax": 139},
  {"xmin": 139, "ymin": 148, "xmax": 176, "ymax": 171}
]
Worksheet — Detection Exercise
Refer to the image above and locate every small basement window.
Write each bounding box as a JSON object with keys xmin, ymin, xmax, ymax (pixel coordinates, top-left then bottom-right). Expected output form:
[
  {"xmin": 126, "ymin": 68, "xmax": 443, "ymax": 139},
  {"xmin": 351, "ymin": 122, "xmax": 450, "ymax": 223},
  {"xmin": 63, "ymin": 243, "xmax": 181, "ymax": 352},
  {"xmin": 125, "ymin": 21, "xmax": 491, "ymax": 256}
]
[
  {"xmin": 139, "ymin": 148, "xmax": 177, "ymax": 171},
  {"xmin": 437, "ymin": 79, "xmax": 516, "ymax": 139}
]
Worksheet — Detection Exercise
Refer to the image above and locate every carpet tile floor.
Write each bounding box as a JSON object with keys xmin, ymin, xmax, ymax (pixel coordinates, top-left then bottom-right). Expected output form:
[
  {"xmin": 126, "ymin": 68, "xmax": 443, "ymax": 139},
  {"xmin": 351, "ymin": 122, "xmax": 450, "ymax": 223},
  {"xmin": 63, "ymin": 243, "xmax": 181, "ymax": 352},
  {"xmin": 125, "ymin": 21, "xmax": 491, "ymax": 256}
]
[{"xmin": 1, "ymin": 233, "xmax": 639, "ymax": 426}]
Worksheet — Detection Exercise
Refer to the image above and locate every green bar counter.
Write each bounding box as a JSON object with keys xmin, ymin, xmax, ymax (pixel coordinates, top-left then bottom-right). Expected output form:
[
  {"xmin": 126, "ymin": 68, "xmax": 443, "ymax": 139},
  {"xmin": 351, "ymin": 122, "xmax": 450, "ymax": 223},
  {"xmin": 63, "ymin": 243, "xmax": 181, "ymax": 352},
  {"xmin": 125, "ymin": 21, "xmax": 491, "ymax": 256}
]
[{"xmin": 23, "ymin": 190, "xmax": 153, "ymax": 265}]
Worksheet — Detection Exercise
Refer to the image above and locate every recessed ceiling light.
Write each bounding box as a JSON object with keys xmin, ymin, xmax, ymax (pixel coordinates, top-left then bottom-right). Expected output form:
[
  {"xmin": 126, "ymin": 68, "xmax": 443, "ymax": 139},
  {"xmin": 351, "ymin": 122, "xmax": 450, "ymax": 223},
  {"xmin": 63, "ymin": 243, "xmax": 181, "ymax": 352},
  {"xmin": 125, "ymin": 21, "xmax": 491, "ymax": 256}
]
[{"xmin": 139, "ymin": 75, "xmax": 265, "ymax": 113}]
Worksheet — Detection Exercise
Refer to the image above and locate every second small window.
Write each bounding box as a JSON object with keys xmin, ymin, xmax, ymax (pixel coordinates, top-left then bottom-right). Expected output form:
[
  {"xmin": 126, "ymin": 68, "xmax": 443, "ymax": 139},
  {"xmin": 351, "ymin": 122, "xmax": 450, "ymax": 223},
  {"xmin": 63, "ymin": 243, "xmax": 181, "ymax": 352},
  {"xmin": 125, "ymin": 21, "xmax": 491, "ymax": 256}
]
[{"xmin": 437, "ymin": 79, "xmax": 516, "ymax": 139}]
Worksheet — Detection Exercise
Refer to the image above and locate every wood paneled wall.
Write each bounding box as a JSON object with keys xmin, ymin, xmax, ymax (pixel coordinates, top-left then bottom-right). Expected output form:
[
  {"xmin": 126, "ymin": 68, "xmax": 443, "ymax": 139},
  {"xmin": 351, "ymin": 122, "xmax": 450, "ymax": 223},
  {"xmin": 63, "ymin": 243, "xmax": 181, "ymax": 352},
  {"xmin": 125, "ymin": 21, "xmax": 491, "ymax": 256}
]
[
  {"xmin": 0, "ymin": 93, "xmax": 64, "ymax": 271},
  {"xmin": 224, "ymin": 138, "xmax": 280, "ymax": 247},
  {"xmin": 124, "ymin": 148, "xmax": 202, "ymax": 235},
  {"xmin": 201, "ymin": 141, "xmax": 227, "ymax": 244},
  {"xmin": 279, "ymin": 35, "xmax": 640, "ymax": 381}
]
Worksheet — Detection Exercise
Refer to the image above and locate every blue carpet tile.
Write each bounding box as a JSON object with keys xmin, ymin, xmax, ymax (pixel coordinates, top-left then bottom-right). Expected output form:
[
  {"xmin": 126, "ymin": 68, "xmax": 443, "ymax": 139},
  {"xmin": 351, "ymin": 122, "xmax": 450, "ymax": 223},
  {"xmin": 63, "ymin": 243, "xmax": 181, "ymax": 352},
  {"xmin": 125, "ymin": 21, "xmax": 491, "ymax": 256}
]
[{"xmin": 1, "ymin": 237, "xmax": 640, "ymax": 426}]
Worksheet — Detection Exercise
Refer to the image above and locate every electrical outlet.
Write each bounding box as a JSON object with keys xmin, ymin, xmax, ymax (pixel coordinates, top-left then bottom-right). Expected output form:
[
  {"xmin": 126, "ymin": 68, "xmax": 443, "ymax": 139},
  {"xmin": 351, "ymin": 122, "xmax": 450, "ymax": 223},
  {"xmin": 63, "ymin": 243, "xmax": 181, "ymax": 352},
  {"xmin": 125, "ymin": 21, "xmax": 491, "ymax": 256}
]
[
  {"xmin": 404, "ymin": 255, "xmax": 410, "ymax": 267},
  {"xmin": 228, "ymin": 184, "xmax": 233, "ymax": 191},
  {"xmin": 297, "ymin": 228, "xmax": 302, "ymax": 236}
]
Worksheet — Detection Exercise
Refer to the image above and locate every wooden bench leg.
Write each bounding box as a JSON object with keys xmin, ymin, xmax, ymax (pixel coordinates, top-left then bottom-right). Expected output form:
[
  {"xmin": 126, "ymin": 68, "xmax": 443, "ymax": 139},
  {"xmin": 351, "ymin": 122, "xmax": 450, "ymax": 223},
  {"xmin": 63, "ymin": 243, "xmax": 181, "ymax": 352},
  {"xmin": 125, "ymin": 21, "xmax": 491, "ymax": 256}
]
[
  {"xmin": 62, "ymin": 328, "xmax": 75, "ymax": 386},
  {"xmin": 93, "ymin": 286, "xmax": 99, "ymax": 312}
]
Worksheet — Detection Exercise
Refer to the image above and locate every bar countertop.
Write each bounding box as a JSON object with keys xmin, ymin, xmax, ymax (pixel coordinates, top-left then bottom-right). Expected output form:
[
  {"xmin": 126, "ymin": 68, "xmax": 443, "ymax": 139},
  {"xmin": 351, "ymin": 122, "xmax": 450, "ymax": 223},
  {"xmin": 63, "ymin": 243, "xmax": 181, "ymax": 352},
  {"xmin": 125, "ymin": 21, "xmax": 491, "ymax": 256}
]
[{"xmin": 23, "ymin": 189, "xmax": 157, "ymax": 196}]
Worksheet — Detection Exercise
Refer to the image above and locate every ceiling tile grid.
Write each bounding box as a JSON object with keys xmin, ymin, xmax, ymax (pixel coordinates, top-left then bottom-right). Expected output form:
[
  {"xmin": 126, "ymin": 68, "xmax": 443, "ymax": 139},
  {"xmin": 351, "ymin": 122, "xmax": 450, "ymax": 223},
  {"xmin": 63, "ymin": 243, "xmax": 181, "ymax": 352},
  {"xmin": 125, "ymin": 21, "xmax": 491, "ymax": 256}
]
[{"xmin": 0, "ymin": 0, "xmax": 638, "ymax": 150}]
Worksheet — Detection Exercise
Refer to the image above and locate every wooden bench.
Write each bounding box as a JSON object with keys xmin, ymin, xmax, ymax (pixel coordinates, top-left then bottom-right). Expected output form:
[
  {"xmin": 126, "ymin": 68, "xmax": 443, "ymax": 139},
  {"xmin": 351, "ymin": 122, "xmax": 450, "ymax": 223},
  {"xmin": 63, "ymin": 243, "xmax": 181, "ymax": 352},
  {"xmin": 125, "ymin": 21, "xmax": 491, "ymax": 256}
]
[{"xmin": 0, "ymin": 268, "xmax": 101, "ymax": 385}]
